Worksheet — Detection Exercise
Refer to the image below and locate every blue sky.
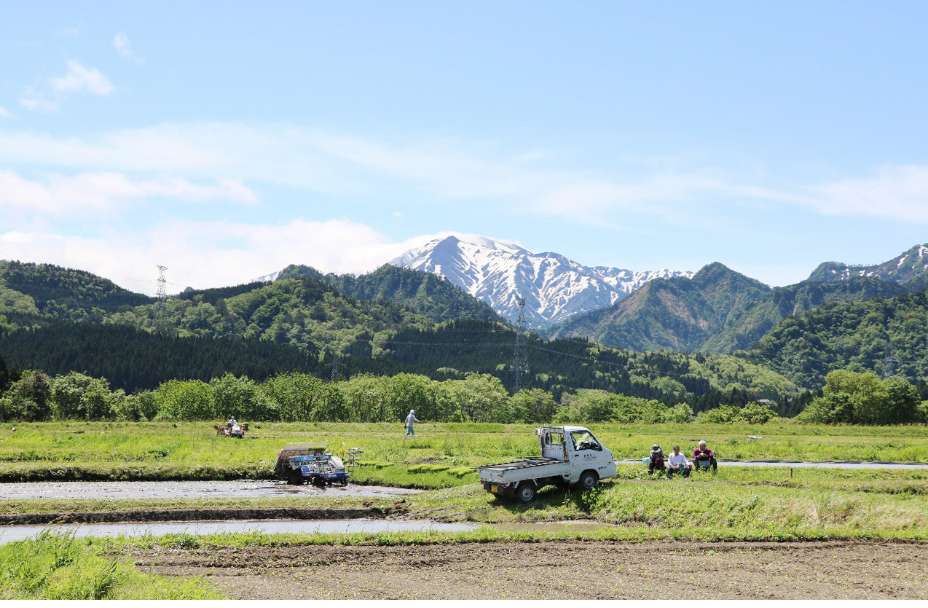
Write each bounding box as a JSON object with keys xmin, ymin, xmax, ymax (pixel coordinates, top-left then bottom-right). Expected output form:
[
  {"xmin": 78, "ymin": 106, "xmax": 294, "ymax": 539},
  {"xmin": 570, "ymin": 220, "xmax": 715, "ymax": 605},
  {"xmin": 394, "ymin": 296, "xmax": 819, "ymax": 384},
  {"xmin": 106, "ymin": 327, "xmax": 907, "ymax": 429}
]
[{"xmin": 1, "ymin": 1, "xmax": 926, "ymax": 293}]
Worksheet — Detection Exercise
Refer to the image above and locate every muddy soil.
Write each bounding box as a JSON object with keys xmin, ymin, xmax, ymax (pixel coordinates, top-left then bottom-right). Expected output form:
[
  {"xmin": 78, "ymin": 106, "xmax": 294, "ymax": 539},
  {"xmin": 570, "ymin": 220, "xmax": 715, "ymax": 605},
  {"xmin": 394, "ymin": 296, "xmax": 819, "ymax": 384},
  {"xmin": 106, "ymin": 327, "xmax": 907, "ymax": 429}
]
[{"xmin": 132, "ymin": 540, "xmax": 928, "ymax": 599}]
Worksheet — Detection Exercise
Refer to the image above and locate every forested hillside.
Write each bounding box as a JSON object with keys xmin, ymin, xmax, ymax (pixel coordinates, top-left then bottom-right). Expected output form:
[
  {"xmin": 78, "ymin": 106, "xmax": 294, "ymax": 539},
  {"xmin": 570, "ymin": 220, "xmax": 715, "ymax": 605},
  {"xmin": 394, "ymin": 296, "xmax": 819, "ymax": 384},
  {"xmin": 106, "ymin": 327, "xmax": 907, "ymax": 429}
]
[
  {"xmin": 0, "ymin": 258, "xmax": 827, "ymax": 413},
  {"xmin": 0, "ymin": 260, "xmax": 153, "ymax": 329},
  {"xmin": 0, "ymin": 324, "xmax": 319, "ymax": 392},
  {"xmin": 553, "ymin": 263, "xmax": 907, "ymax": 353},
  {"xmin": 0, "ymin": 319, "xmax": 804, "ymax": 410},
  {"xmin": 317, "ymin": 264, "xmax": 500, "ymax": 323},
  {"xmin": 376, "ymin": 320, "xmax": 804, "ymax": 412},
  {"xmin": 749, "ymin": 291, "xmax": 928, "ymax": 389}
]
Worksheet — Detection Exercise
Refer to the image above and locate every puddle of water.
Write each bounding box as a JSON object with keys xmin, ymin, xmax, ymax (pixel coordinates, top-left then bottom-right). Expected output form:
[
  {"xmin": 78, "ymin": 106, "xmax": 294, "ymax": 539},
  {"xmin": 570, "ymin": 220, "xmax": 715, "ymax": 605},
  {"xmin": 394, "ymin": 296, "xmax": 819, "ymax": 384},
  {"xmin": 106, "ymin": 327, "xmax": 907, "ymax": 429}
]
[
  {"xmin": 618, "ymin": 459, "xmax": 928, "ymax": 470},
  {"xmin": 0, "ymin": 518, "xmax": 477, "ymax": 544},
  {"xmin": 0, "ymin": 480, "xmax": 421, "ymax": 500}
]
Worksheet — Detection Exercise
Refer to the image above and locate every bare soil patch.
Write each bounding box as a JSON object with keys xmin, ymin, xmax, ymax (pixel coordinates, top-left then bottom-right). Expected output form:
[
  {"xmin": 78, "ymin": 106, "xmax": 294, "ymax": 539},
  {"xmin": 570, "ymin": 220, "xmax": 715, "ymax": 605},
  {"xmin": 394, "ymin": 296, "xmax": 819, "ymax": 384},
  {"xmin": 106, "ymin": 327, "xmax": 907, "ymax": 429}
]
[{"xmin": 130, "ymin": 540, "xmax": 928, "ymax": 599}]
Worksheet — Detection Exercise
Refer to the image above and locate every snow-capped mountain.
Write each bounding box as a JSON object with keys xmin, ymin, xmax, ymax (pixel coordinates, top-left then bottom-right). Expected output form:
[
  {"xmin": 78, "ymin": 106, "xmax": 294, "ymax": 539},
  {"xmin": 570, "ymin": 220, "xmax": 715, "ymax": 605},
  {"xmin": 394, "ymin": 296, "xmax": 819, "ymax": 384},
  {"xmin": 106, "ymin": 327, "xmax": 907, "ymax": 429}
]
[
  {"xmin": 808, "ymin": 243, "xmax": 928, "ymax": 286},
  {"xmin": 390, "ymin": 235, "xmax": 692, "ymax": 328}
]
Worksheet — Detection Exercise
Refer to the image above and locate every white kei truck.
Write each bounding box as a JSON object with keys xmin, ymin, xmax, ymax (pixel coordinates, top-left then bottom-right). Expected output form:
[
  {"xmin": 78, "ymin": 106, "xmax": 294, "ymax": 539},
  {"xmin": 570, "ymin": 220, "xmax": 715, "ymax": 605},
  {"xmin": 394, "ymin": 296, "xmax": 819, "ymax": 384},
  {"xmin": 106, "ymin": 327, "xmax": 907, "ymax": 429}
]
[{"xmin": 478, "ymin": 426, "xmax": 618, "ymax": 502}]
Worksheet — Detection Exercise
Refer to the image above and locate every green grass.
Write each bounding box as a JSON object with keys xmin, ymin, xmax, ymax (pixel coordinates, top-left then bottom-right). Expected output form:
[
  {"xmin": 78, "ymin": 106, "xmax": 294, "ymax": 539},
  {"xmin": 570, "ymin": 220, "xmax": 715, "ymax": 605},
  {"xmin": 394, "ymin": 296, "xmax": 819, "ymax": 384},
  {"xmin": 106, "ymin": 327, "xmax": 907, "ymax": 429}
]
[
  {"xmin": 0, "ymin": 468, "xmax": 925, "ymax": 543},
  {"xmin": 0, "ymin": 533, "xmax": 221, "ymax": 599},
  {"xmin": 1, "ymin": 421, "xmax": 926, "ymax": 485}
]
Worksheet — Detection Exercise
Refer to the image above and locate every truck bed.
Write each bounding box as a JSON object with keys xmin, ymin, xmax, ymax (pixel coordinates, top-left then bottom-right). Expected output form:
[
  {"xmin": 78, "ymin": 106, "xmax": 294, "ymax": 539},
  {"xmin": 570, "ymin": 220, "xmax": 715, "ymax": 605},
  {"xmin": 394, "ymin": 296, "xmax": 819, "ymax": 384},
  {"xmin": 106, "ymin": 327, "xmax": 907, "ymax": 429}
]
[
  {"xmin": 479, "ymin": 458, "xmax": 562, "ymax": 472},
  {"xmin": 478, "ymin": 457, "xmax": 568, "ymax": 486}
]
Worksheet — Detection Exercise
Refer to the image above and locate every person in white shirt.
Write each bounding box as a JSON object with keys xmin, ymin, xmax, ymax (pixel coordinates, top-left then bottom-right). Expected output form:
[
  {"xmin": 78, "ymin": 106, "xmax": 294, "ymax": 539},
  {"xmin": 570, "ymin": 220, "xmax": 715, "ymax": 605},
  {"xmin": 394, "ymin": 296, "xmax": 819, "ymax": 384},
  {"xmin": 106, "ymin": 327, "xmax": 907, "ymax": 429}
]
[
  {"xmin": 404, "ymin": 410, "xmax": 420, "ymax": 437},
  {"xmin": 667, "ymin": 445, "xmax": 691, "ymax": 478}
]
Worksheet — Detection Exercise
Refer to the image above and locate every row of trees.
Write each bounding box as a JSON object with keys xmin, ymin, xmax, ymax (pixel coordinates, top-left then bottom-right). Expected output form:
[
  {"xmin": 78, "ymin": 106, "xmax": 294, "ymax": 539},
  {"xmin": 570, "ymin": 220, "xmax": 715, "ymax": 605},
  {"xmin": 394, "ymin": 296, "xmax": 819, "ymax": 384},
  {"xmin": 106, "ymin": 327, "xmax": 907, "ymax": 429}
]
[
  {"xmin": 0, "ymin": 358, "xmax": 923, "ymax": 425},
  {"xmin": 0, "ymin": 367, "xmax": 778, "ymax": 425}
]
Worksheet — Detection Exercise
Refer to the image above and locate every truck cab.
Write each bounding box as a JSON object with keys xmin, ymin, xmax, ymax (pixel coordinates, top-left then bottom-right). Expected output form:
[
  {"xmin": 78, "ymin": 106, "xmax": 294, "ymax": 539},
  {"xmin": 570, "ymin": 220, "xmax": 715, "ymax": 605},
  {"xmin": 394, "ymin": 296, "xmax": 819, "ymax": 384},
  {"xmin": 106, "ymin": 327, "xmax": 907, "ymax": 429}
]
[{"xmin": 541, "ymin": 425, "xmax": 616, "ymax": 484}]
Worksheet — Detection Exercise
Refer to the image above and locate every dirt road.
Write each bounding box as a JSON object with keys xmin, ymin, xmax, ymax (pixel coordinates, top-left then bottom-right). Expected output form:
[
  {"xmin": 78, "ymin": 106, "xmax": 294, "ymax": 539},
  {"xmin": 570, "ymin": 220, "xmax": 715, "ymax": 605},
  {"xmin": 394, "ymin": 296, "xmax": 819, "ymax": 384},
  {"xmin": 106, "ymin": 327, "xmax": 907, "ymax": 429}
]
[{"xmin": 132, "ymin": 540, "xmax": 928, "ymax": 599}]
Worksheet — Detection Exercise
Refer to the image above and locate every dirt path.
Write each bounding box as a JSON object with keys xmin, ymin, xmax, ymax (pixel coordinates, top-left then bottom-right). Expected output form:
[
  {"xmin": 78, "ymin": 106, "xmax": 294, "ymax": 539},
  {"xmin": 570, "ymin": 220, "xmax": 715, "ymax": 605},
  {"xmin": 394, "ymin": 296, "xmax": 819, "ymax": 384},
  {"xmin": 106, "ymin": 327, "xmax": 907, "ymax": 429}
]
[{"xmin": 131, "ymin": 540, "xmax": 928, "ymax": 599}]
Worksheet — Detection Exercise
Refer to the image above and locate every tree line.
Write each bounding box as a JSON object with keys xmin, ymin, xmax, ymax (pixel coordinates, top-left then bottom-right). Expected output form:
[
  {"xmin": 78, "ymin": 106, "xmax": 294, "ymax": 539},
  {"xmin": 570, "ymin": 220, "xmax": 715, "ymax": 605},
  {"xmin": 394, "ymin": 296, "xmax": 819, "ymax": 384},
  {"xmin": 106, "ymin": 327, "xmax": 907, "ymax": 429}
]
[{"xmin": 2, "ymin": 359, "xmax": 922, "ymax": 425}]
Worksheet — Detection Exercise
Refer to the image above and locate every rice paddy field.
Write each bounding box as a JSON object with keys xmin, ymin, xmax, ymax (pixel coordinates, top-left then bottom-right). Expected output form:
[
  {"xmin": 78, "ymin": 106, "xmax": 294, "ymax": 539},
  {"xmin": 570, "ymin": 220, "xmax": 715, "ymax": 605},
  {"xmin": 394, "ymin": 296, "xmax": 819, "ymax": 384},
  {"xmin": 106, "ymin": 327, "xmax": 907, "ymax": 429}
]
[
  {"xmin": 1, "ymin": 420, "xmax": 927, "ymax": 485},
  {"xmin": 1, "ymin": 421, "xmax": 927, "ymax": 598}
]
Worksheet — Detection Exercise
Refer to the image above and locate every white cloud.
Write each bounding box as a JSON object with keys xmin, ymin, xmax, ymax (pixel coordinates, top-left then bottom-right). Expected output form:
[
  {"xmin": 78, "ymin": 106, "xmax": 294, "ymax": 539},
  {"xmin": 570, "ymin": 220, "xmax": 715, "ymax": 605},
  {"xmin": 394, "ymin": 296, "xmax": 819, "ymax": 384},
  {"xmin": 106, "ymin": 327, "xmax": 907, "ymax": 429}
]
[
  {"xmin": 50, "ymin": 60, "xmax": 114, "ymax": 96},
  {"xmin": 0, "ymin": 122, "xmax": 774, "ymax": 220},
  {"xmin": 0, "ymin": 220, "xmax": 435, "ymax": 293},
  {"xmin": 0, "ymin": 171, "xmax": 256, "ymax": 214},
  {"xmin": 0, "ymin": 121, "xmax": 926, "ymax": 224},
  {"xmin": 18, "ymin": 87, "xmax": 58, "ymax": 112},
  {"xmin": 0, "ymin": 106, "xmax": 11, "ymax": 119},
  {"xmin": 113, "ymin": 33, "xmax": 142, "ymax": 63},
  {"xmin": 19, "ymin": 60, "xmax": 114, "ymax": 112},
  {"xmin": 811, "ymin": 165, "xmax": 928, "ymax": 223}
]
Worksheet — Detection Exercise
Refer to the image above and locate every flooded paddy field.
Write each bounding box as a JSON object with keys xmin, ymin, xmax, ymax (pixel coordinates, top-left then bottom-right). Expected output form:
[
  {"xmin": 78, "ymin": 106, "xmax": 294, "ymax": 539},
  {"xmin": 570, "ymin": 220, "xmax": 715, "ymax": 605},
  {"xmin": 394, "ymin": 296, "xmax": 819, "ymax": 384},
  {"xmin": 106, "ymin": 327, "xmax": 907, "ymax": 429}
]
[
  {"xmin": 0, "ymin": 518, "xmax": 476, "ymax": 544},
  {"xmin": 0, "ymin": 480, "xmax": 420, "ymax": 501}
]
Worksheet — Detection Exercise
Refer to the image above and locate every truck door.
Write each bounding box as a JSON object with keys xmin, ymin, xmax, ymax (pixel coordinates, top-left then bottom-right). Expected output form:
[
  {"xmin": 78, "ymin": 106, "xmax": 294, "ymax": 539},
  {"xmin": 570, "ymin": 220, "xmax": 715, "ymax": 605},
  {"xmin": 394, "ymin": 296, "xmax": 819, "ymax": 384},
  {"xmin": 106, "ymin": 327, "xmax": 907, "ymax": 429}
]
[{"xmin": 570, "ymin": 430, "xmax": 604, "ymax": 465}]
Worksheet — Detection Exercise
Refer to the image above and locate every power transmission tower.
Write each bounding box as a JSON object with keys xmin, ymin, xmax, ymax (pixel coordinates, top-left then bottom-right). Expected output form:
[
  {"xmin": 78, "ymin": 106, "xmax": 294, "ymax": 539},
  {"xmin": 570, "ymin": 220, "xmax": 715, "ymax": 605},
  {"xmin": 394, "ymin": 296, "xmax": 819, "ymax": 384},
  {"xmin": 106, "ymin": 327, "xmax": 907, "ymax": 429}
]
[
  {"xmin": 156, "ymin": 265, "xmax": 168, "ymax": 301},
  {"xmin": 511, "ymin": 296, "xmax": 529, "ymax": 392},
  {"xmin": 330, "ymin": 351, "xmax": 341, "ymax": 381}
]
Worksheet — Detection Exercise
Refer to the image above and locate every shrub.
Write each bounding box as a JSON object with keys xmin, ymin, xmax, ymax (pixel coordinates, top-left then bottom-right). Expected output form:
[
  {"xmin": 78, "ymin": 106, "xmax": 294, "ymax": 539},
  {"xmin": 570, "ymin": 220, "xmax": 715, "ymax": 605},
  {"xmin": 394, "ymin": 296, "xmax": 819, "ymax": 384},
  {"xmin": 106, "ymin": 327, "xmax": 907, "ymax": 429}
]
[
  {"xmin": 798, "ymin": 370, "xmax": 920, "ymax": 424},
  {"xmin": 696, "ymin": 404, "xmax": 740, "ymax": 424},
  {"xmin": 508, "ymin": 388, "xmax": 557, "ymax": 423},
  {"xmin": 210, "ymin": 373, "xmax": 277, "ymax": 420},
  {"xmin": 51, "ymin": 372, "xmax": 118, "ymax": 420},
  {"xmin": 0, "ymin": 370, "xmax": 52, "ymax": 421},
  {"xmin": 154, "ymin": 379, "xmax": 216, "ymax": 420}
]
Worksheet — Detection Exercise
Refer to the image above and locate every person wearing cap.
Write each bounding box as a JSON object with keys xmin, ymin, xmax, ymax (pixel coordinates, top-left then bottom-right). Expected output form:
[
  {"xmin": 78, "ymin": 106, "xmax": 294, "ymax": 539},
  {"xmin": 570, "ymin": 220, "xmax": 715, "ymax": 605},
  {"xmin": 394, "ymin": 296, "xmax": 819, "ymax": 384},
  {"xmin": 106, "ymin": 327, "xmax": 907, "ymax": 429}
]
[
  {"xmin": 667, "ymin": 445, "xmax": 691, "ymax": 478},
  {"xmin": 692, "ymin": 439, "xmax": 718, "ymax": 472},
  {"xmin": 648, "ymin": 444, "xmax": 666, "ymax": 476},
  {"xmin": 404, "ymin": 409, "xmax": 421, "ymax": 437}
]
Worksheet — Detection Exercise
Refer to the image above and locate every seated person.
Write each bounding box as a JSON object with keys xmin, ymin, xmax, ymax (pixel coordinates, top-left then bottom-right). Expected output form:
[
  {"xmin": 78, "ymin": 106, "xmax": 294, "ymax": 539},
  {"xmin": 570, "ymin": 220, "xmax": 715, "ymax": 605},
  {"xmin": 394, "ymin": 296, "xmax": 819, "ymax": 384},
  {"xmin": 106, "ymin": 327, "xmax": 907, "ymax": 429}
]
[
  {"xmin": 692, "ymin": 440, "xmax": 718, "ymax": 472},
  {"xmin": 667, "ymin": 445, "xmax": 691, "ymax": 478},
  {"xmin": 648, "ymin": 444, "xmax": 665, "ymax": 475}
]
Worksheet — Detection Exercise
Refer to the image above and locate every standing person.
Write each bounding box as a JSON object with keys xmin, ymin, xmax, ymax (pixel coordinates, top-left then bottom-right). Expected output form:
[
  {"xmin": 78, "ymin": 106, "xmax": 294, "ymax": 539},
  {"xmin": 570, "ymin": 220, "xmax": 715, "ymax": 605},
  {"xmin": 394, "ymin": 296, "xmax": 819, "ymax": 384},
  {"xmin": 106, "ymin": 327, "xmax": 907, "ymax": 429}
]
[
  {"xmin": 404, "ymin": 409, "xmax": 420, "ymax": 438},
  {"xmin": 667, "ymin": 445, "xmax": 691, "ymax": 478},
  {"xmin": 692, "ymin": 440, "xmax": 718, "ymax": 472}
]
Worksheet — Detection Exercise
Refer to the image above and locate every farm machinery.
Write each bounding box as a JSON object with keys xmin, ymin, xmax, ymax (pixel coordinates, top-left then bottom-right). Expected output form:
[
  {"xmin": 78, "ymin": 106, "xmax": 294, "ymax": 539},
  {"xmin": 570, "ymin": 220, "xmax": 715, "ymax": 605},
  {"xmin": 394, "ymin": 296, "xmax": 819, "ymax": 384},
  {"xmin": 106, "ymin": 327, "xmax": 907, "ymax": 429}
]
[
  {"xmin": 275, "ymin": 444, "xmax": 349, "ymax": 487},
  {"xmin": 214, "ymin": 421, "xmax": 248, "ymax": 438}
]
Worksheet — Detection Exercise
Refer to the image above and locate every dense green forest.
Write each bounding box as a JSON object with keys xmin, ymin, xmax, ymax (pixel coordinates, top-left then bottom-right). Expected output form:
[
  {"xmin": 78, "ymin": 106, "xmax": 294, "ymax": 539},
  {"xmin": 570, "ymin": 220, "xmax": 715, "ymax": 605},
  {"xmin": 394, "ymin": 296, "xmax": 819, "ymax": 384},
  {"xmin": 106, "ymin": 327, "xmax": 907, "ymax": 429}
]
[
  {"xmin": 374, "ymin": 320, "xmax": 805, "ymax": 412},
  {"xmin": 749, "ymin": 291, "xmax": 928, "ymax": 389},
  {"xmin": 0, "ymin": 324, "xmax": 319, "ymax": 392},
  {"xmin": 0, "ymin": 320, "xmax": 805, "ymax": 411}
]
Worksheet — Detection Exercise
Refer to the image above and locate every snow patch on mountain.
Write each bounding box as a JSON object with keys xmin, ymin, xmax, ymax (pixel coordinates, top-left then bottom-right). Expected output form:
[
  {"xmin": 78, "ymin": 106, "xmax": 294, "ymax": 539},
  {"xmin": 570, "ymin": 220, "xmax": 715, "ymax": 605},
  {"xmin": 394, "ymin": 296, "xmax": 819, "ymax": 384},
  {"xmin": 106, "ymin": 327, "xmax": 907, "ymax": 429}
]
[
  {"xmin": 808, "ymin": 243, "xmax": 928, "ymax": 286},
  {"xmin": 391, "ymin": 235, "xmax": 692, "ymax": 328}
]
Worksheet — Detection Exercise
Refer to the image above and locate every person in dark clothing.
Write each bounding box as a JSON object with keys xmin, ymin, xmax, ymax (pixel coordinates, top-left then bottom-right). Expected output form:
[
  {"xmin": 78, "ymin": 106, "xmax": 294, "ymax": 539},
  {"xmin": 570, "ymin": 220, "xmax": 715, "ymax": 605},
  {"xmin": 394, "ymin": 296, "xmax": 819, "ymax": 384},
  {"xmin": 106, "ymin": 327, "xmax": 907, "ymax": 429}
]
[
  {"xmin": 648, "ymin": 444, "xmax": 666, "ymax": 476},
  {"xmin": 692, "ymin": 440, "xmax": 718, "ymax": 472}
]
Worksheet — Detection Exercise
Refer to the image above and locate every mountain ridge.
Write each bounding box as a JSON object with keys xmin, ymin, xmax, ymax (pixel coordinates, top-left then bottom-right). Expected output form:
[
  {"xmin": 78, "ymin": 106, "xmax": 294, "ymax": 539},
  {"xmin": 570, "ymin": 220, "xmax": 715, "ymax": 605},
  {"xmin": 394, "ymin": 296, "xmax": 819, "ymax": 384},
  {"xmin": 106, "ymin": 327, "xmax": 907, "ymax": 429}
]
[{"xmin": 391, "ymin": 234, "xmax": 692, "ymax": 328}]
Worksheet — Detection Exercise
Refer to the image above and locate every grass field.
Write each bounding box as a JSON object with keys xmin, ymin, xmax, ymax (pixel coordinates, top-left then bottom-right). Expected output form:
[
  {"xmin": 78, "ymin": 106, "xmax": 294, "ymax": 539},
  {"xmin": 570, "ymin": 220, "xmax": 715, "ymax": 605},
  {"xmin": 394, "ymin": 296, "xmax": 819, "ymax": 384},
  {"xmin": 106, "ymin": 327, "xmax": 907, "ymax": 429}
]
[
  {"xmin": 0, "ymin": 533, "xmax": 220, "ymax": 599},
  {"xmin": 2, "ymin": 421, "xmax": 926, "ymax": 598},
  {"xmin": 1, "ymin": 421, "xmax": 927, "ymax": 485}
]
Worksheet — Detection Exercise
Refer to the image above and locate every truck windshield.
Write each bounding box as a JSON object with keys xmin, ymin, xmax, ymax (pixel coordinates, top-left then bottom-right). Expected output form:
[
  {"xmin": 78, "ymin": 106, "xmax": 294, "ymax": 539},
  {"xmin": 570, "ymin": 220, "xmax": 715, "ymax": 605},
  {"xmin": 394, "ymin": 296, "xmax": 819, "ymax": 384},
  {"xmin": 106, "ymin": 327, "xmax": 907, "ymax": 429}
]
[{"xmin": 571, "ymin": 431, "xmax": 602, "ymax": 451}]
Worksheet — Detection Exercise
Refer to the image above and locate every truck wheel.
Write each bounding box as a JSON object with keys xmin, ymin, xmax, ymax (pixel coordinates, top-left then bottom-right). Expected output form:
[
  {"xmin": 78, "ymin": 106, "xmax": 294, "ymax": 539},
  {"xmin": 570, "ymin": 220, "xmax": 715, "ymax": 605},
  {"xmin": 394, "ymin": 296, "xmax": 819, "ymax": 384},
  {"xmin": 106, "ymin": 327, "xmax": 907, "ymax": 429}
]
[
  {"xmin": 516, "ymin": 482, "xmax": 536, "ymax": 503},
  {"xmin": 578, "ymin": 470, "xmax": 599, "ymax": 491}
]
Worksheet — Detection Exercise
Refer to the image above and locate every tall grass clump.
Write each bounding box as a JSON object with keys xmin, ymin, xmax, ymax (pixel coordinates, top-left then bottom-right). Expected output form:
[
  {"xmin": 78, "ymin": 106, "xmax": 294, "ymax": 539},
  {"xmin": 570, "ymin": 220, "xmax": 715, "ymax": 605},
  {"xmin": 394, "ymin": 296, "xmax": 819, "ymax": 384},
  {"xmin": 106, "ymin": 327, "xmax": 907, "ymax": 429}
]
[{"xmin": 0, "ymin": 533, "xmax": 220, "ymax": 600}]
